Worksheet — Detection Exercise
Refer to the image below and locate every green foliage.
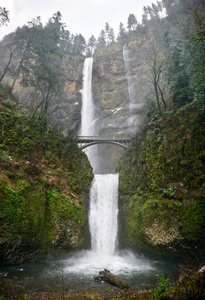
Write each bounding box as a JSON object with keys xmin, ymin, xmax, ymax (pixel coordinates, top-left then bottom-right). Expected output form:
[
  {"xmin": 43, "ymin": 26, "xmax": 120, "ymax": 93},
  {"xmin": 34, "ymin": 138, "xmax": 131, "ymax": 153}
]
[
  {"xmin": 24, "ymin": 294, "xmax": 30, "ymax": 300},
  {"xmin": 0, "ymin": 88, "xmax": 93, "ymax": 265},
  {"xmin": 152, "ymin": 269, "xmax": 205, "ymax": 300},
  {"xmin": 118, "ymin": 105, "xmax": 205, "ymax": 258},
  {"xmin": 0, "ymin": 151, "xmax": 13, "ymax": 166},
  {"xmin": 153, "ymin": 275, "xmax": 171, "ymax": 299},
  {"xmin": 161, "ymin": 186, "xmax": 176, "ymax": 198},
  {"xmin": 3, "ymin": 98, "xmax": 15, "ymax": 109}
]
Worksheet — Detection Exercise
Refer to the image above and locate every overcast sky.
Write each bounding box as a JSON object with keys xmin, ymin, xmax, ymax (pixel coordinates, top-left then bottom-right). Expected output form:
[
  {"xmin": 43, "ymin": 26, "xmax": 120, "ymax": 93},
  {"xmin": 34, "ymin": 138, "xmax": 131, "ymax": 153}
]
[{"xmin": 0, "ymin": 0, "xmax": 156, "ymax": 41}]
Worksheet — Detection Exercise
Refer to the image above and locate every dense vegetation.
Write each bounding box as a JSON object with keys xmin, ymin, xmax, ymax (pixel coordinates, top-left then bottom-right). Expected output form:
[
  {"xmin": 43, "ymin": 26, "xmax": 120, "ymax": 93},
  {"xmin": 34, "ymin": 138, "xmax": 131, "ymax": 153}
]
[
  {"xmin": 0, "ymin": 85, "xmax": 93, "ymax": 264},
  {"xmin": 117, "ymin": 0, "xmax": 205, "ymax": 261},
  {"xmin": 0, "ymin": 0, "xmax": 205, "ymax": 298},
  {"xmin": 118, "ymin": 103, "xmax": 205, "ymax": 259}
]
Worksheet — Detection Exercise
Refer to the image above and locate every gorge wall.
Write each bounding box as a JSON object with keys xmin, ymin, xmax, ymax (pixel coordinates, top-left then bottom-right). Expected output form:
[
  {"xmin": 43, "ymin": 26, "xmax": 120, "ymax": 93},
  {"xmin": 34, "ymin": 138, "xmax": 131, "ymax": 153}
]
[
  {"xmin": 2, "ymin": 32, "xmax": 154, "ymax": 139},
  {"xmin": 118, "ymin": 105, "xmax": 205, "ymax": 260},
  {"xmin": 0, "ymin": 87, "xmax": 93, "ymax": 265},
  {"xmin": 1, "ymin": 28, "xmax": 204, "ymax": 262}
]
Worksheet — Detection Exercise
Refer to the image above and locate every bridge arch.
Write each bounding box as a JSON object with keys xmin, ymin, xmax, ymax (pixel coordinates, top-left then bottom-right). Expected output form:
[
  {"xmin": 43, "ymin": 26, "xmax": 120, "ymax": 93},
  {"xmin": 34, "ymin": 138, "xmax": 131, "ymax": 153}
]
[
  {"xmin": 79, "ymin": 140, "xmax": 128, "ymax": 150},
  {"xmin": 76, "ymin": 136, "xmax": 131, "ymax": 150}
]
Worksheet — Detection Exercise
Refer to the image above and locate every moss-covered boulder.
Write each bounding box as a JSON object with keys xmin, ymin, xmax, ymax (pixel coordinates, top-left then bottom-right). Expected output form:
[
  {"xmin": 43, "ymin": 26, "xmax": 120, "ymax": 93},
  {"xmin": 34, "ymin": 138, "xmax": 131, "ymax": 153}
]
[
  {"xmin": 0, "ymin": 87, "xmax": 93, "ymax": 265},
  {"xmin": 118, "ymin": 104, "xmax": 205, "ymax": 260}
]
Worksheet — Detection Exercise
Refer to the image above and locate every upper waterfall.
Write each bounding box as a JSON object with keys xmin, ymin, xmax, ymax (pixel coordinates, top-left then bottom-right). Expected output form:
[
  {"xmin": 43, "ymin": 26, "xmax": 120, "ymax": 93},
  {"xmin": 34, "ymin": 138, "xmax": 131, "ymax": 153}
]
[
  {"xmin": 79, "ymin": 57, "xmax": 100, "ymax": 173},
  {"xmin": 123, "ymin": 44, "xmax": 135, "ymax": 104},
  {"xmin": 79, "ymin": 57, "xmax": 95, "ymax": 136}
]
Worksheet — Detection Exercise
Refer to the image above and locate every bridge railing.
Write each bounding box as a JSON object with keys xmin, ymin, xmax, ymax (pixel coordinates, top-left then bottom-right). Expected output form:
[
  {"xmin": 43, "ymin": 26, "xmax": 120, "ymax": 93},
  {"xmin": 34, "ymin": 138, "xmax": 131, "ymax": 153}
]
[
  {"xmin": 77, "ymin": 136, "xmax": 131, "ymax": 141},
  {"xmin": 75, "ymin": 136, "xmax": 132, "ymax": 149}
]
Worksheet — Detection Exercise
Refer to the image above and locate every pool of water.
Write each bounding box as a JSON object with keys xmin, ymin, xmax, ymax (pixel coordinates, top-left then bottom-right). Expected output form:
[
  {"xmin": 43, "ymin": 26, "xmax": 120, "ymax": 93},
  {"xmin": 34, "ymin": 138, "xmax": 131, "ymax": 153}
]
[{"xmin": 0, "ymin": 249, "xmax": 180, "ymax": 296}]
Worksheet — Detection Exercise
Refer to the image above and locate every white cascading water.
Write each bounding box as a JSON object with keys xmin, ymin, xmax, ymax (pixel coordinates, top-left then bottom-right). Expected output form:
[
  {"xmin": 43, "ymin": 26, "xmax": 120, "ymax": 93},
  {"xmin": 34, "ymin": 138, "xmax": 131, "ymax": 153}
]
[
  {"xmin": 89, "ymin": 174, "xmax": 119, "ymax": 255},
  {"xmin": 79, "ymin": 57, "xmax": 99, "ymax": 173},
  {"xmin": 64, "ymin": 56, "xmax": 152, "ymax": 276},
  {"xmin": 123, "ymin": 44, "xmax": 135, "ymax": 104},
  {"xmin": 123, "ymin": 44, "xmax": 142, "ymax": 133},
  {"xmin": 79, "ymin": 57, "xmax": 95, "ymax": 136},
  {"xmin": 80, "ymin": 57, "xmax": 118, "ymax": 256}
]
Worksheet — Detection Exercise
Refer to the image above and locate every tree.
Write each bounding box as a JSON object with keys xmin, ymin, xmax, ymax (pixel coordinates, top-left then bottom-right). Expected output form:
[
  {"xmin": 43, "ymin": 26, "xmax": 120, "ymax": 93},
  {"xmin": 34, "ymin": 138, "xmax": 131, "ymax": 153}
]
[
  {"xmin": 12, "ymin": 13, "xmax": 67, "ymax": 131},
  {"xmin": 59, "ymin": 28, "xmax": 72, "ymax": 54},
  {"xmin": 162, "ymin": 0, "xmax": 176, "ymax": 16},
  {"xmin": 104, "ymin": 22, "xmax": 115, "ymax": 45},
  {"xmin": 117, "ymin": 22, "xmax": 127, "ymax": 43},
  {"xmin": 0, "ymin": 7, "xmax": 9, "ymax": 28},
  {"xmin": 86, "ymin": 35, "xmax": 96, "ymax": 56},
  {"xmin": 72, "ymin": 34, "xmax": 86, "ymax": 55},
  {"xmin": 127, "ymin": 14, "xmax": 138, "ymax": 32},
  {"xmin": 146, "ymin": 41, "xmax": 166, "ymax": 115},
  {"xmin": 142, "ymin": 6, "xmax": 149, "ymax": 28},
  {"xmin": 189, "ymin": 7, "xmax": 205, "ymax": 103},
  {"xmin": 96, "ymin": 30, "xmax": 106, "ymax": 49},
  {"xmin": 151, "ymin": 0, "xmax": 196, "ymax": 105},
  {"xmin": 0, "ymin": 43, "xmax": 15, "ymax": 83}
]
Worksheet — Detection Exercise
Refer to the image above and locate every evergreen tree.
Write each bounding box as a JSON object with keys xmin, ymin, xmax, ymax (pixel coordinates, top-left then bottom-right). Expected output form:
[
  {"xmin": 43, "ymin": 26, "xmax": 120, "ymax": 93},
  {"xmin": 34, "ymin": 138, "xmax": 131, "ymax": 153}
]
[
  {"xmin": 11, "ymin": 13, "xmax": 67, "ymax": 131},
  {"xmin": 117, "ymin": 22, "xmax": 127, "ymax": 43},
  {"xmin": 72, "ymin": 34, "xmax": 86, "ymax": 55},
  {"xmin": 142, "ymin": 6, "xmax": 149, "ymax": 27},
  {"xmin": 104, "ymin": 22, "xmax": 115, "ymax": 45},
  {"xmin": 127, "ymin": 14, "xmax": 138, "ymax": 31},
  {"xmin": 96, "ymin": 30, "xmax": 106, "ymax": 49},
  {"xmin": 59, "ymin": 28, "xmax": 72, "ymax": 54},
  {"xmin": 86, "ymin": 35, "xmax": 96, "ymax": 56}
]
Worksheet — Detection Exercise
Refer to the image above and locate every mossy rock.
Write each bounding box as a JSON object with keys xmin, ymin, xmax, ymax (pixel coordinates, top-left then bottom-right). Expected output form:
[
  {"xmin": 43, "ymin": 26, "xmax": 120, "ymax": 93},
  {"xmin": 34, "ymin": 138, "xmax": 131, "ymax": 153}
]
[{"xmin": 118, "ymin": 105, "xmax": 205, "ymax": 260}]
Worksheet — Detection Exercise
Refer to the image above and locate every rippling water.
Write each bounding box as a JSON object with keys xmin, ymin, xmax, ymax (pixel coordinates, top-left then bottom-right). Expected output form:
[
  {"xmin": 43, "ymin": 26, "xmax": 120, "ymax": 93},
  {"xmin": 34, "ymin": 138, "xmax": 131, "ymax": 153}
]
[{"xmin": 0, "ymin": 250, "xmax": 180, "ymax": 296}]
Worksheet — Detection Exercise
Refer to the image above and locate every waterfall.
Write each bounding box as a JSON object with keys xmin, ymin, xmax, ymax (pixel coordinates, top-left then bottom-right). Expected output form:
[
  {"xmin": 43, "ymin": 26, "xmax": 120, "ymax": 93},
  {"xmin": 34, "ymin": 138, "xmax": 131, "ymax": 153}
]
[
  {"xmin": 123, "ymin": 44, "xmax": 141, "ymax": 133},
  {"xmin": 80, "ymin": 57, "xmax": 119, "ymax": 255},
  {"xmin": 79, "ymin": 57, "xmax": 95, "ymax": 136},
  {"xmin": 64, "ymin": 55, "xmax": 152, "ymax": 276},
  {"xmin": 89, "ymin": 174, "xmax": 119, "ymax": 255},
  {"xmin": 123, "ymin": 44, "xmax": 135, "ymax": 104},
  {"xmin": 79, "ymin": 57, "xmax": 99, "ymax": 172}
]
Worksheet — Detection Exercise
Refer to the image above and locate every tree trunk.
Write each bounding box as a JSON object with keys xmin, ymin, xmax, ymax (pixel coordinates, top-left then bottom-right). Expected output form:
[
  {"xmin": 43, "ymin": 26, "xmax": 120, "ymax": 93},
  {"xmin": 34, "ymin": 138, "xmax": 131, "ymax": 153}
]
[
  {"xmin": 94, "ymin": 269, "xmax": 130, "ymax": 289},
  {"xmin": 154, "ymin": 80, "xmax": 162, "ymax": 115},
  {"xmin": 30, "ymin": 78, "xmax": 40, "ymax": 110},
  {"xmin": 10, "ymin": 57, "xmax": 23, "ymax": 93},
  {"xmin": 0, "ymin": 49, "xmax": 14, "ymax": 83}
]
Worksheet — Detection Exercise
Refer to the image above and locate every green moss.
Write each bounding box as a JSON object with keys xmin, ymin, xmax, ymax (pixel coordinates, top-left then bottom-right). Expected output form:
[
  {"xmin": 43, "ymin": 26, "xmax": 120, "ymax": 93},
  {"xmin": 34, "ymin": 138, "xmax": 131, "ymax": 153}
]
[
  {"xmin": 118, "ymin": 105, "xmax": 205, "ymax": 258},
  {"xmin": 0, "ymin": 87, "xmax": 93, "ymax": 265}
]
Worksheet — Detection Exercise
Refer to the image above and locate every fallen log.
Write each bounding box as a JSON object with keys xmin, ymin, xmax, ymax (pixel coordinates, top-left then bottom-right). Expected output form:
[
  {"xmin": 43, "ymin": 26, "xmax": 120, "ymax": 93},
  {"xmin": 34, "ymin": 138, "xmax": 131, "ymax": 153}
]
[{"xmin": 94, "ymin": 269, "xmax": 130, "ymax": 289}]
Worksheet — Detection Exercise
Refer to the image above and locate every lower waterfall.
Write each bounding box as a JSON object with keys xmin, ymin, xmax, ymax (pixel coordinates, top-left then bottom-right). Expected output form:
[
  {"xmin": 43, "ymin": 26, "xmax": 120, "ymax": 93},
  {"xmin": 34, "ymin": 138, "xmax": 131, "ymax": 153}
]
[
  {"xmin": 63, "ymin": 175, "xmax": 153, "ymax": 275},
  {"xmin": 89, "ymin": 174, "xmax": 119, "ymax": 255}
]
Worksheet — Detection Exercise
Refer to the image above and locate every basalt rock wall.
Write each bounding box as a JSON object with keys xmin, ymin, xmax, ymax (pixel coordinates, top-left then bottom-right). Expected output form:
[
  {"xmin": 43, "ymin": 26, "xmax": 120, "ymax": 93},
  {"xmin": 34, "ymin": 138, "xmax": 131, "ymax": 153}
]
[{"xmin": 118, "ymin": 105, "xmax": 205, "ymax": 260}]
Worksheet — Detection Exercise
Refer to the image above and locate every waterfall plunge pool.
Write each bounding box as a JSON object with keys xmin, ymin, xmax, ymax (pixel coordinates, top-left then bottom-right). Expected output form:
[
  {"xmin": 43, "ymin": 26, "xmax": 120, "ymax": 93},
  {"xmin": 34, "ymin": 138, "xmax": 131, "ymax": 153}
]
[
  {"xmin": 0, "ymin": 174, "xmax": 180, "ymax": 296},
  {"xmin": 0, "ymin": 250, "xmax": 180, "ymax": 296}
]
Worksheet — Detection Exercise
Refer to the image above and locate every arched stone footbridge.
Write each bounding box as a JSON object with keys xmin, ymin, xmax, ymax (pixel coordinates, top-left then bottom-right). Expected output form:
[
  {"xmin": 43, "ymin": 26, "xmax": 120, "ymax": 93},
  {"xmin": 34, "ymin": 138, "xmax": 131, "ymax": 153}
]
[{"xmin": 76, "ymin": 136, "xmax": 132, "ymax": 149}]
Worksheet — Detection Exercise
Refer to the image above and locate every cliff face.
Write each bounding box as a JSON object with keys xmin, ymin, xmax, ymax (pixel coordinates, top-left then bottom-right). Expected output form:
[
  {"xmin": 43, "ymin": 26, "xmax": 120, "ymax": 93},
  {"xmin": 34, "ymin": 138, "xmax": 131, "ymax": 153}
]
[
  {"xmin": 118, "ymin": 105, "xmax": 205, "ymax": 260},
  {"xmin": 2, "ymin": 54, "xmax": 85, "ymax": 136},
  {"xmin": 92, "ymin": 35, "xmax": 153, "ymax": 137},
  {"xmin": 49, "ymin": 55, "xmax": 84, "ymax": 135},
  {"xmin": 0, "ymin": 87, "xmax": 93, "ymax": 265},
  {"xmin": 1, "ymin": 32, "xmax": 154, "ymax": 139}
]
